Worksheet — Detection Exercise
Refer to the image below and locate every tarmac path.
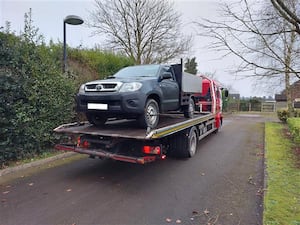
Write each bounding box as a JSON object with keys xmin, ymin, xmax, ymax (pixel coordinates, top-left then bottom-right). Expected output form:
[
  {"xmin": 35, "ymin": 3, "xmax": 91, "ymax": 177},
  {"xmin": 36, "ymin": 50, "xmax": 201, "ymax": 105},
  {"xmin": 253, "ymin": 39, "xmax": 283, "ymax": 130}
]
[{"xmin": 0, "ymin": 113, "xmax": 272, "ymax": 225}]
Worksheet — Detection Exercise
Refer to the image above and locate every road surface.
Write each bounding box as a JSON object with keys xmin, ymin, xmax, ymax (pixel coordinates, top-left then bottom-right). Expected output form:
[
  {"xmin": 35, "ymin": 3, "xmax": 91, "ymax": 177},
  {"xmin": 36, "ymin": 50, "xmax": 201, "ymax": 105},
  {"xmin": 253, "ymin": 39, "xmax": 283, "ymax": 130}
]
[{"xmin": 0, "ymin": 113, "xmax": 272, "ymax": 225}]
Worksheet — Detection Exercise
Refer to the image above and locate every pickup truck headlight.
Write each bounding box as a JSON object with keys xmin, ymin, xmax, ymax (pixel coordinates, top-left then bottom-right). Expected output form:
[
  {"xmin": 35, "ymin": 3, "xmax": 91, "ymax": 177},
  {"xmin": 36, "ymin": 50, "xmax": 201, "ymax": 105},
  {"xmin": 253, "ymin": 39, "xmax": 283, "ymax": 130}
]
[
  {"xmin": 119, "ymin": 82, "xmax": 142, "ymax": 92},
  {"xmin": 78, "ymin": 84, "xmax": 85, "ymax": 94}
]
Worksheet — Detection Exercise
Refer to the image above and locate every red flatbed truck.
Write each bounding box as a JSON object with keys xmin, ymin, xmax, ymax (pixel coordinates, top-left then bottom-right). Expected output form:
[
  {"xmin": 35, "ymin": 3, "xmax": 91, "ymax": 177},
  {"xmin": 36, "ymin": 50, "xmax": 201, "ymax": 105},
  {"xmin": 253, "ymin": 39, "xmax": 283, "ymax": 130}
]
[{"xmin": 54, "ymin": 76, "xmax": 227, "ymax": 164}]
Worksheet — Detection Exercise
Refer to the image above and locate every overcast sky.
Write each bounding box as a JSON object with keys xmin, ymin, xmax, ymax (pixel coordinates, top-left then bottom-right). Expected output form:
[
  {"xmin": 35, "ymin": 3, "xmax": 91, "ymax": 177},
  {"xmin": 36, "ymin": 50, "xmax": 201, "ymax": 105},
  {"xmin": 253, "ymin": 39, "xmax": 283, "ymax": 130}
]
[{"xmin": 0, "ymin": 0, "xmax": 278, "ymax": 97}]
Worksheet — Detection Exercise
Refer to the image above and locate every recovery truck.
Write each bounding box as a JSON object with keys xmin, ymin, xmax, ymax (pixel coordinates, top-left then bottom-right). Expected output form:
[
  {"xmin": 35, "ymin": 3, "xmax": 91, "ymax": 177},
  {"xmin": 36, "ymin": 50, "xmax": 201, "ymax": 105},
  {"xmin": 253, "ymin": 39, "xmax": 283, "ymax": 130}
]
[{"xmin": 54, "ymin": 74, "xmax": 228, "ymax": 164}]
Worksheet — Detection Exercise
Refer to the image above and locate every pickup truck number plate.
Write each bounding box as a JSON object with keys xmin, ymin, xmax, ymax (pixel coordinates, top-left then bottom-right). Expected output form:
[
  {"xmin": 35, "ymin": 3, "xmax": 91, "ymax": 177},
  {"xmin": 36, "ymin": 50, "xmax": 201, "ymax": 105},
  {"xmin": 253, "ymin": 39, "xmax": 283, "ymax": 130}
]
[{"xmin": 87, "ymin": 103, "xmax": 108, "ymax": 110}]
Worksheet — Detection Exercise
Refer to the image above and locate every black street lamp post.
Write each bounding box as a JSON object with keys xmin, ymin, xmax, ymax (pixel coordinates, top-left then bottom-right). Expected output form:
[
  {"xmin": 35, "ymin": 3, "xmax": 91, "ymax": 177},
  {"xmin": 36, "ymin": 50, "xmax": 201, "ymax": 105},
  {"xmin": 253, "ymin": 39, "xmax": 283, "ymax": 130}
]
[{"xmin": 63, "ymin": 15, "xmax": 84, "ymax": 73}]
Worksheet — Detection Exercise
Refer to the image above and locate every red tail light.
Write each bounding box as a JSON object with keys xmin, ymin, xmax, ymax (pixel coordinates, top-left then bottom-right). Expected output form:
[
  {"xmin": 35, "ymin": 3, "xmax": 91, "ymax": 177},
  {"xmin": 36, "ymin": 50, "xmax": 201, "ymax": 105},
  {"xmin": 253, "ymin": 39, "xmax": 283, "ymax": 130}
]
[
  {"xmin": 143, "ymin": 146, "xmax": 161, "ymax": 155},
  {"xmin": 77, "ymin": 137, "xmax": 81, "ymax": 147},
  {"xmin": 77, "ymin": 137, "xmax": 90, "ymax": 148},
  {"xmin": 82, "ymin": 140, "xmax": 89, "ymax": 148}
]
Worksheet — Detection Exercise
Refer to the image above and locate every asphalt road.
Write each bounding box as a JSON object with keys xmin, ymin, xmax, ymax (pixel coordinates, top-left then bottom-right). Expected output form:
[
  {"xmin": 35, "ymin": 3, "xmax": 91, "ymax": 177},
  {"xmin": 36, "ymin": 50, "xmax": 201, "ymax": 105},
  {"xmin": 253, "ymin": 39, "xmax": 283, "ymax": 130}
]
[{"xmin": 0, "ymin": 114, "xmax": 272, "ymax": 225}]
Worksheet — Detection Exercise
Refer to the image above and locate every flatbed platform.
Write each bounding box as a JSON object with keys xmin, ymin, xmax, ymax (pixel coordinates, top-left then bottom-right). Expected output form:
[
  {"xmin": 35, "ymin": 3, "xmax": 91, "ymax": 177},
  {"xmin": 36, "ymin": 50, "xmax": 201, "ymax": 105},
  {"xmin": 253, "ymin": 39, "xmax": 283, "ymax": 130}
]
[{"xmin": 54, "ymin": 112, "xmax": 214, "ymax": 140}]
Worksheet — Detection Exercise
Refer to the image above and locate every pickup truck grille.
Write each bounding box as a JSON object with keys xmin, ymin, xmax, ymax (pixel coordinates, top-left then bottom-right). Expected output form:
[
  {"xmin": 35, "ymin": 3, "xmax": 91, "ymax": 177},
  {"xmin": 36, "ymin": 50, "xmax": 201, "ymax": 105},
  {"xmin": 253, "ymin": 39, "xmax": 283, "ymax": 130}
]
[{"xmin": 85, "ymin": 82, "xmax": 122, "ymax": 92}]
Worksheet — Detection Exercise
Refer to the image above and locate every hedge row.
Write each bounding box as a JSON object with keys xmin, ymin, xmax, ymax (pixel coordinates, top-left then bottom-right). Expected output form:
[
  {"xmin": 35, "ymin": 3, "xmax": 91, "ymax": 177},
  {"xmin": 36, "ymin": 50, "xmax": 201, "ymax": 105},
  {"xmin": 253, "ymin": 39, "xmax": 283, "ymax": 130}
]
[
  {"xmin": 0, "ymin": 32, "xmax": 76, "ymax": 167},
  {"xmin": 0, "ymin": 31, "xmax": 134, "ymax": 168},
  {"xmin": 287, "ymin": 118, "xmax": 300, "ymax": 144},
  {"xmin": 277, "ymin": 109, "xmax": 300, "ymax": 123},
  {"xmin": 69, "ymin": 48, "xmax": 133, "ymax": 79}
]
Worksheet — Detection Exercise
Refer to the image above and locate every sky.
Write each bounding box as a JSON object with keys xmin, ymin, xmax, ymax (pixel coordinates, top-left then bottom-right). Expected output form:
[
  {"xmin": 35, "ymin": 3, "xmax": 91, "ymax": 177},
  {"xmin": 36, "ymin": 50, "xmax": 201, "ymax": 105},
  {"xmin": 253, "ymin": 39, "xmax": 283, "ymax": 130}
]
[{"xmin": 0, "ymin": 0, "xmax": 278, "ymax": 97}]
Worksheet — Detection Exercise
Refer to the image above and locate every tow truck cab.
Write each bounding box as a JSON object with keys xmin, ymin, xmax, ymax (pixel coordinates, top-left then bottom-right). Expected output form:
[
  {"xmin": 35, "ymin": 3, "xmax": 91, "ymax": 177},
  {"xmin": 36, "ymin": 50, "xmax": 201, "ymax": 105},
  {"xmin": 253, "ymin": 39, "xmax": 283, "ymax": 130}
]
[{"xmin": 195, "ymin": 76, "xmax": 227, "ymax": 129}]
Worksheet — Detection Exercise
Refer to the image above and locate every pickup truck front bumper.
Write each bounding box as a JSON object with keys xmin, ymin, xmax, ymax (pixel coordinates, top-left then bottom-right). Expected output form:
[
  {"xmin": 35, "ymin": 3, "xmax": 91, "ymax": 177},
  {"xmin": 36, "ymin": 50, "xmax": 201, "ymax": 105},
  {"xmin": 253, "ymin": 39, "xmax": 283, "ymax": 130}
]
[{"xmin": 76, "ymin": 92, "xmax": 147, "ymax": 116}]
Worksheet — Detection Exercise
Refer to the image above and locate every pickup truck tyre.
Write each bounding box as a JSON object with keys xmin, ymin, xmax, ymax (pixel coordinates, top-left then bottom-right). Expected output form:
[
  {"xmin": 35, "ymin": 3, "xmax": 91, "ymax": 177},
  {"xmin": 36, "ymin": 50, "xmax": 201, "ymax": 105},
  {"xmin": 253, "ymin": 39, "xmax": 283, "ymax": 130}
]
[
  {"xmin": 170, "ymin": 126, "xmax": 198, "ymax": 158},
  {"xmin": 184, "ymin": 97, "xmax": 195, "ymax": 118},
  {"xmin": 138, "ymin": 99, "xmax": 159, "ymax": 129},
  {"xmin": 86, "ymin": 113, "xmax": 107, "ymax": 126}
]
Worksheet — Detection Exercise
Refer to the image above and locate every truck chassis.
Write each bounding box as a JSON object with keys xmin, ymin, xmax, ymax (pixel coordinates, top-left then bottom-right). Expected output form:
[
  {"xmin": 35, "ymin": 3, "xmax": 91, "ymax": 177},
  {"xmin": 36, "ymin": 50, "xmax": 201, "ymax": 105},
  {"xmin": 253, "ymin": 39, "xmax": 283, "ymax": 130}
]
[{"xmin": 54, "ymin": 112, "xmax": 219, "ymax": 164}]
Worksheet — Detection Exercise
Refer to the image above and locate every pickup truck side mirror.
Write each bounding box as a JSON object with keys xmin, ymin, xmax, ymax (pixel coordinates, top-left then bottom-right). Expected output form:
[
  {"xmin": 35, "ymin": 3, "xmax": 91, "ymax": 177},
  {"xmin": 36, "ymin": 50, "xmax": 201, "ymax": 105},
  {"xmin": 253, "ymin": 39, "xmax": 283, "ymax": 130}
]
[
  {"xmin": 224, "ymin": 89, "xmax": 229, "ymax": 98},
  {"xmin": 161, "ymin": 72, "xmax": 172, "ymax": 80}
]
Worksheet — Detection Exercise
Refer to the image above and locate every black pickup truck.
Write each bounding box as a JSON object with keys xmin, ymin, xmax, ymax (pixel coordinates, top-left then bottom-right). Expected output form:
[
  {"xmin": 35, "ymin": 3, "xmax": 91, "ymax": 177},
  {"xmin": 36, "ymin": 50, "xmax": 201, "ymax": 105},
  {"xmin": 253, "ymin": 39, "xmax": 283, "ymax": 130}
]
[{"xmin": 76, "ymin": 63, "xmax": 202, "ymax": 128}]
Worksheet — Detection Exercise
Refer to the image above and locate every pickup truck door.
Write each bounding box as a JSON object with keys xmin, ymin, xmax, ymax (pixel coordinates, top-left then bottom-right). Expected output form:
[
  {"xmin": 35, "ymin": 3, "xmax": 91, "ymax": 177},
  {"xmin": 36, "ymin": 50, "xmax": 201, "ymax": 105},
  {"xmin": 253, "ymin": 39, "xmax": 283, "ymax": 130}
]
[{"xmin": 159, "ymin": 67, "xmax": 180, "ymax": 111}]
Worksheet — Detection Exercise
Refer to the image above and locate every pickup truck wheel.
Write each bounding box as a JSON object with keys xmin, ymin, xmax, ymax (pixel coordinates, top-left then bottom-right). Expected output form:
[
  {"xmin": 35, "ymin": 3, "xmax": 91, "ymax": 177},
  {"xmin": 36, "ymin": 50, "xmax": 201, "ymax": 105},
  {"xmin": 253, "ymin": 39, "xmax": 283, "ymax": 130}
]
[
  {"xmin": 139, "ymin": 99, "xmax": 159, "ymax": 129},
  {"xmin": 184, "ymin": 97, "xmax": 195, "ymax": 118},
  {"xmin": 86, "ymin": 113, "xmax": 107, "ymax": 126}
]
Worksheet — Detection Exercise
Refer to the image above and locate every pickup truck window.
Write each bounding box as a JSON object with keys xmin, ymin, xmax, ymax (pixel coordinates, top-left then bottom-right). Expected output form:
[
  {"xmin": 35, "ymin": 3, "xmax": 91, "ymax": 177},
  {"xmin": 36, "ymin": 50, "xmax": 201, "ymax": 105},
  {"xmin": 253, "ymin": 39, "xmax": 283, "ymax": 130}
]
[
  {"xmin": 161, "ymin": 66, "xmax": 175, "ymax": 81},
  {"xmin": 114, "ymin": 65, "xmax": 160, "ymax": 78}
]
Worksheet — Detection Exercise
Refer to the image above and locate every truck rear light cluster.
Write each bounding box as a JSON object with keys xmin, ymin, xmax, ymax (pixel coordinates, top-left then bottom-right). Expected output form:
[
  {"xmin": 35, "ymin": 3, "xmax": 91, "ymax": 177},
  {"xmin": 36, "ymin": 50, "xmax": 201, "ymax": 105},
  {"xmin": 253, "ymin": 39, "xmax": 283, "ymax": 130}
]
[
  {"xmin": 77, "ymin": 137, "xmax": 90, "ymax": 148},
  {"xmin": 143, "ymin": 146, "xmax": 161, "ymax": 155}
]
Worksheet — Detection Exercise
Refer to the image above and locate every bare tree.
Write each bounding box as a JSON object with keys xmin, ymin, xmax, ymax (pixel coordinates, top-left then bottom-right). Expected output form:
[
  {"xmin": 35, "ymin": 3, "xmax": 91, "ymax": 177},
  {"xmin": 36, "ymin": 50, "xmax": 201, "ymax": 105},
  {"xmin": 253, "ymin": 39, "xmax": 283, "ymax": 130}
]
[
  {"xmin": 195, "ymin": 0, "xmax": 300, "ymax": 114},
  {"xmin": 257, "ymin": 0, "xmax": 299, "ymax": 112},
  {"xmin": 270, "ymin": 0, "xmax": 300, "ymax": 35},
  {"xmin": 88, "ymin": 0, "xmax": 191, "ymax": 64}
]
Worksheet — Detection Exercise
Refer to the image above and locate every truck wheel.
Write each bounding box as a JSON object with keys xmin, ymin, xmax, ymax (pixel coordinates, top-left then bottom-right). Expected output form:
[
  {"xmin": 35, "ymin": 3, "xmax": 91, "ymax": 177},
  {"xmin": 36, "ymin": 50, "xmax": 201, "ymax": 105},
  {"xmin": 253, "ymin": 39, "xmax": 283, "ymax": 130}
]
[
  {"xmin": 86, "ymin": 113, "xmax": 107, "ymax": 126},
  {"xmin": 187, "ymin": 127, "xmax": 198, "ymax": 157},
  {"xmin": 170, "ymin": 126, "xmax": 198, "ymax": 158},
  {"xmin": 184, "ymin": 97, "xmax": 195, "ymax": 118},
  {"xmin": 138, "ymin": 99, "xmax": 159, "ymax": 129}
]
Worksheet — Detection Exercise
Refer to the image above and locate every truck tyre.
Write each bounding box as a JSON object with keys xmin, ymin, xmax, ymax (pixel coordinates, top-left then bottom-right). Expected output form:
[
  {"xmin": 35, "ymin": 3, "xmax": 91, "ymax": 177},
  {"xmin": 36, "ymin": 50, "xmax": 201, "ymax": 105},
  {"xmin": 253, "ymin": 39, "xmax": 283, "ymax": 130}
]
[
  {"xmin": 170, "ymin": 126, "xmax": 198, "ymax": 158},
  {"xmin": 184, "ymin": 97, "xmax": 195, "ymax": 118},
  {"xmin": 86, "ymin": 113, "xmax": 107, "ymax": 126},
  {"xmin": 138, "ymin": 99, "xmax": 159, "ymax": 129}
]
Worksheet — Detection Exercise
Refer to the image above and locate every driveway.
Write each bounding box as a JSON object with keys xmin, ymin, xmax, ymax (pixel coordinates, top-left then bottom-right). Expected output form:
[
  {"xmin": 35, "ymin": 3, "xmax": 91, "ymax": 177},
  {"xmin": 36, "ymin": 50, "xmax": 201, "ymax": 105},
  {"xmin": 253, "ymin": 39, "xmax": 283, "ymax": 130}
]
[{"xmin": 0, "ymin": 113, "xmax": 271, "ymax": 225}]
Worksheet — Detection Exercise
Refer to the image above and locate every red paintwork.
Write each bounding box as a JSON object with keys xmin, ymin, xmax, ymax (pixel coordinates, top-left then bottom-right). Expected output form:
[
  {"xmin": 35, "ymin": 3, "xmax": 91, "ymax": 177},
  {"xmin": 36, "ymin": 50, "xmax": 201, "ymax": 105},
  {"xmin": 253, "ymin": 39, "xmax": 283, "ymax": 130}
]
[{"xmin": 195, "ymin": 75, "xmax": 224, "ymax": 129}]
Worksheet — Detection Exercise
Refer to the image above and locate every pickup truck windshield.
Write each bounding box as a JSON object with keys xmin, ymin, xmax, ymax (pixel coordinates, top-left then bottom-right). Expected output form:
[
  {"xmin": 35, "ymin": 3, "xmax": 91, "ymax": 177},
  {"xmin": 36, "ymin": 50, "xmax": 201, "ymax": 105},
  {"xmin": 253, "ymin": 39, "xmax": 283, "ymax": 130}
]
[{"xmin": 114, "ymin": 65, "xmax": 160, "ymax": 78}]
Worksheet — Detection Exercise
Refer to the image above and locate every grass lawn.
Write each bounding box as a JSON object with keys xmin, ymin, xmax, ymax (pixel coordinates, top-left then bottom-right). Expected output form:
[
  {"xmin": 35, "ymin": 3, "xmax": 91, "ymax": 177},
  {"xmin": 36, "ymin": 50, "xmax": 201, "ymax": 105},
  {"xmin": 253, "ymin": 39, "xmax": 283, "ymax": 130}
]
[{"xmin": 264, "ymin": 122, "xmax": 300, "ymax": 225}]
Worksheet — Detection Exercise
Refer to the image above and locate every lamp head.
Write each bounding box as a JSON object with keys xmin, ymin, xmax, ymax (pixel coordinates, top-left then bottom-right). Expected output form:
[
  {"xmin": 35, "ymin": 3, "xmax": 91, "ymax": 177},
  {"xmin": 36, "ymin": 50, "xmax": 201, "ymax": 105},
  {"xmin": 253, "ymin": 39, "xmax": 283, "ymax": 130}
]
[{"xmin": 64, "ymin": 15, "xmax": 84, "ymax": 25}]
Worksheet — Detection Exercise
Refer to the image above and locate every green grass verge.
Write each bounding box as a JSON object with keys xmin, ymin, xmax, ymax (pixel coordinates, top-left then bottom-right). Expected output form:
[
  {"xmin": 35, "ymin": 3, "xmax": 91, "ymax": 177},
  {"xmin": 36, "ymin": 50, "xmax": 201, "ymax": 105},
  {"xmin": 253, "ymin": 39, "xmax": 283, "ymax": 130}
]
[
  {"xmin": 264, "ymin": 122, "xmax": 300, "ymax": 225},
  {"xmin": 2, "ymin": 149, "xmax": 62, "ymax": 169}
]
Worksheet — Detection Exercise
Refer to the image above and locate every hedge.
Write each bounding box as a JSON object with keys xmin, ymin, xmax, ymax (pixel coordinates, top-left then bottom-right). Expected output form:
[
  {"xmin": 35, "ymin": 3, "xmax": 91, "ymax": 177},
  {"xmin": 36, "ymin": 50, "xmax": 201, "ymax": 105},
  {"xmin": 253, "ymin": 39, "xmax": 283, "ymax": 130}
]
[
  {"xmin": 277, "ymin": 109, "xmax": 300, "ymax": 123},
  {"xmin": 0, "ymin": 31, "xmax": 134, "ymax": 168},
  {"xmin": 0, "ymin": 32, "xmax": 75, "ymax": 167},
  {"xmin": 287, "ymin": 118, "xmax": 300, "ymax": 144},
  {"xmin": 69, "ymin": 48, "xmax": 134, "ymax": 79}
]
